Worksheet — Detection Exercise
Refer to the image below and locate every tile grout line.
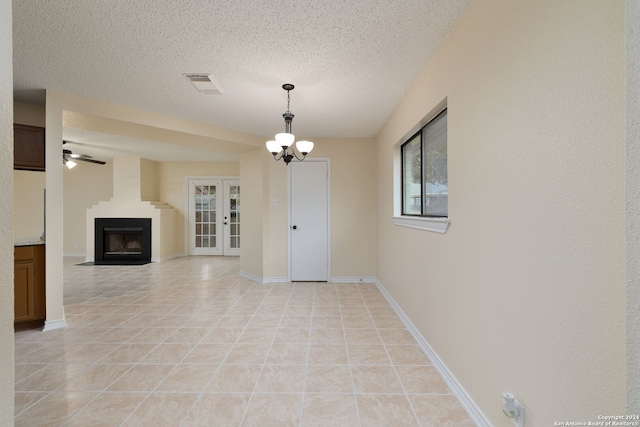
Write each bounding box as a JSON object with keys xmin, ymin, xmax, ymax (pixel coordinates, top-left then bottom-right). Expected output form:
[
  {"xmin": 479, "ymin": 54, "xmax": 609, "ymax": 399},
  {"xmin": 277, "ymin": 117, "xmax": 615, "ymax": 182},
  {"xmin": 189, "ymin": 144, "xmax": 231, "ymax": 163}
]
[
  {"xmin": 237, "ymin": 281, "xmax": 295, "ymax": 427},
  {"xmin": 121, "ymin": 279, "xmax": 254, "ymax": 425},
  {"xmin": 360, "ymin": 284, "xmax": 424, "ymax": 427},
  {"xmin": 296, "ymin": 282, "xmax": 317, "ymax": 427},
  {"xmin": 339, "ymin": 283, "xmax": 364, "ymax": 427},
  {"xmin": 174, "ymin": 273, "xmax": 252, "ymax": 427}
]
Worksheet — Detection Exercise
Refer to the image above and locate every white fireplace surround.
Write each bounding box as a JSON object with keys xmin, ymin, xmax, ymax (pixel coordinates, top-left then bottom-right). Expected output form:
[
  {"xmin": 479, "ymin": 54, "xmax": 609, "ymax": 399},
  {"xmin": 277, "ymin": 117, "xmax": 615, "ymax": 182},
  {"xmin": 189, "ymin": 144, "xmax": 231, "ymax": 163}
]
[{"xmin": 85, "ymin": 157, "xmax": 183, "ymax": 263}]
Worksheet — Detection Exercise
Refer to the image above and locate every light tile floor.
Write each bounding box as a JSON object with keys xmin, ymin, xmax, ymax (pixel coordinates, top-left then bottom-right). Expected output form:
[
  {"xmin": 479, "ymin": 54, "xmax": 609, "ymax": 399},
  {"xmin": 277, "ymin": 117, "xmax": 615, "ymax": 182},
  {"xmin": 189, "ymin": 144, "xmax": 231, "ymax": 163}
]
[{"xmin": 14, "ymin": 256, "xmax": 475, "ymax": 426}]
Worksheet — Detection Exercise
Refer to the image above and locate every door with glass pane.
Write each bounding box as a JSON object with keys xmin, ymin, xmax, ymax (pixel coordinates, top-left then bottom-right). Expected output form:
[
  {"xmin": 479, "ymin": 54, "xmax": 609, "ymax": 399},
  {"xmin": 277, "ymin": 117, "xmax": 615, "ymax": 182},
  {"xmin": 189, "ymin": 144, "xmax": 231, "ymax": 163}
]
[
  {"xmin": 223, "ymin": 180, "xmax": 240, "ymax": 256},
  {"xmin": 188, "ymin": 179, "xmax": 240, "ymax": 256}
]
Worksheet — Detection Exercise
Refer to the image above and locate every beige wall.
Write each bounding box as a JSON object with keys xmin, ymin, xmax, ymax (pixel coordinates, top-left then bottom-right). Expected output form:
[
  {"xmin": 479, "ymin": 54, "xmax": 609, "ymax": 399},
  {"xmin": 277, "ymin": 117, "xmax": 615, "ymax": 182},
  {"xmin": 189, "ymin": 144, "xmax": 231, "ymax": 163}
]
[
  {"xmin": 314, "ymin": 138, "xmax": 377, "ymax": 279},
  {"xmin": 63, "ymin": 161, "xmax": 113, "ymax": 255},
  {"xmin": 140, "ymin": 159, "xmax": 160, "ymax": 202},
  {"xmin": 112, "ymin": 157, "xmax": 143, "ymax": 200},
  {"xmin": 45, "ymin": 92, "xmax": 66, "ymax": 327},
  {"xmin": 140, "ymin": 158, "xmax": 160, "ymax": 201},
  {"xmin": 0, "ymin": 0, "xmax": 14, "ymax": 423},
  {"xmin": 627, "ymin": 0, "xmax": 640, "ymax": 410},
  {"xmin": 376, "ymin": 0, "xmax": 626, "ymax": 424},
  {"xmin": 239, "ymin": 148, "xmax": 266, "ymax": 279},
  {"xmin": 13, "ymin": 170, "xmax": 45, "ymax": 240},
  {"xmin": 265, "ymin": 158, "xmax": 287, "ymax": 279}
]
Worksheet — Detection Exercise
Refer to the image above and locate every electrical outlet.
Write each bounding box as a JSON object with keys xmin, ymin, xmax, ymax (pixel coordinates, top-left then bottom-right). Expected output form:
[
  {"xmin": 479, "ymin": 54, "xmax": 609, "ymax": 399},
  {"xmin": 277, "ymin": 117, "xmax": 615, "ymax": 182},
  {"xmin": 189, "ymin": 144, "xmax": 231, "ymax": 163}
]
[
  {"xmin": 511, "ymin": 399, "xmax": 524, "ymax": 427},
  {"xmin": 73, "ymin": 243, "xmax": 81, "ymax": 249}
]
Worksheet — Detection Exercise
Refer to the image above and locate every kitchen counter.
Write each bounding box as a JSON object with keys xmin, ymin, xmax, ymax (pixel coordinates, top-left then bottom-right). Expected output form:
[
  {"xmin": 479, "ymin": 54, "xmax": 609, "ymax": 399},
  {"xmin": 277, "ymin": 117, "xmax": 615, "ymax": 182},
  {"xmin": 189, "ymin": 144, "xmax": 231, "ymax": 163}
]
[{"xmin": 15, "ymin": 240, "xmax": 45, "ymax": 246}]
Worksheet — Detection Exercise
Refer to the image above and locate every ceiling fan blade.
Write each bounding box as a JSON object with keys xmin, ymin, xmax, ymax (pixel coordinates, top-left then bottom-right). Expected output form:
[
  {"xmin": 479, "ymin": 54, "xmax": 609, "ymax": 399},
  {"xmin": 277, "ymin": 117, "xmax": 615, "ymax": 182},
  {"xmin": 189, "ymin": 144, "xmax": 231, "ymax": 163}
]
[{"xmin": 76, "ymin": 157, "xmax": 106, "ymax": 165}]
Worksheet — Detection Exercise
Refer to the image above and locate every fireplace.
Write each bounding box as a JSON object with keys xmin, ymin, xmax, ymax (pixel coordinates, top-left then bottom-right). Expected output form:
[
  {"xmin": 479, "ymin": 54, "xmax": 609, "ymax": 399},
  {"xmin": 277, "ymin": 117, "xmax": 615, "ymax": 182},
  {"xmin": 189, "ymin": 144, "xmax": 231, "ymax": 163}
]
[{"xmin": 95, "ymin": 218, "xmax": 151, "ymax": 265}]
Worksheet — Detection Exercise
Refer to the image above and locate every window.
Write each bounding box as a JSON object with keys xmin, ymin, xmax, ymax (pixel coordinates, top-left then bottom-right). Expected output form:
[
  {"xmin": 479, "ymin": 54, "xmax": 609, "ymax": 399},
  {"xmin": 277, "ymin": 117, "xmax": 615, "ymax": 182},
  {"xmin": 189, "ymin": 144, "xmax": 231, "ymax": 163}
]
[{"xmin": 401, "ymin": 108, "xmax": 447, "ymax": 217}]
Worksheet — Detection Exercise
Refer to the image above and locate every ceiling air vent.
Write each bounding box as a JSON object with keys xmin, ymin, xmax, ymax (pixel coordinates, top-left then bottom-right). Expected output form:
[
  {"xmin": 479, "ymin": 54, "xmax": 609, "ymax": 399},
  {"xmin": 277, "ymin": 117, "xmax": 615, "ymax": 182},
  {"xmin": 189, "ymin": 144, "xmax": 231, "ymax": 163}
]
[{"xmin": 183, "ymin": 73, "xmax": 225, "ymax": 95}]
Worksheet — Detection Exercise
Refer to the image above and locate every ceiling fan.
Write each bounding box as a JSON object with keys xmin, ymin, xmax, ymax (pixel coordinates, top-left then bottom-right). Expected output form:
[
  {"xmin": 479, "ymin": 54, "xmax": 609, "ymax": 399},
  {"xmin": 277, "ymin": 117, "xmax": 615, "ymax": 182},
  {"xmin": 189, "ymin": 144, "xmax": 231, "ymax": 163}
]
[{"xmin": 63, "ymin": 141, "xmax": 106, "ymax": 168}]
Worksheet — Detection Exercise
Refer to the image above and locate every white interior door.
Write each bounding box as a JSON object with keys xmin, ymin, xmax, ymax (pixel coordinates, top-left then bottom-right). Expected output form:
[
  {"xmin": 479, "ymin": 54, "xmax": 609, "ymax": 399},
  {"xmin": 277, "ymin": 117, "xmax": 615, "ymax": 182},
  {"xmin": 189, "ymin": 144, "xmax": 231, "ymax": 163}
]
[
  {"xmin": 290, "ymin": 160, "xmax": 329, "ymax": 281},
  {"xmin": 188, "ymin": 179, "xmax": 240, "ymax": 256}
]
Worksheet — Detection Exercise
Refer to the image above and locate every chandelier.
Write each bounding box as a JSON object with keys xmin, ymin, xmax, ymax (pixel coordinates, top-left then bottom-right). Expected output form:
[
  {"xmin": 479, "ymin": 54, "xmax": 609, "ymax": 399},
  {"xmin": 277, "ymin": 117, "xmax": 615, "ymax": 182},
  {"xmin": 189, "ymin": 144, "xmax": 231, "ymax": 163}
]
[{"xmin": 266, "ymin": 84, "xmax": 314, "ymax": 164}]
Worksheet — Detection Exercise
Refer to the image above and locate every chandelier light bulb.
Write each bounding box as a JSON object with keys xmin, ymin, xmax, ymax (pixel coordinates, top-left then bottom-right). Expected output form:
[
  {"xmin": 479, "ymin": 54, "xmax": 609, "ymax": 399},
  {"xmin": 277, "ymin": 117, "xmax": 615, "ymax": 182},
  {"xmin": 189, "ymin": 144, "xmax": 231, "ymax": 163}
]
[
  {"xmin": 266, "ymin": 140, "xmax": 281, "ymax": 154},
  {"xmin": 275, "ymin": 132, "xmax": 295, "ymax": 148},
  {"xmin": 296, "ymin": 140, "xmax": 314, "ymax": 154}
]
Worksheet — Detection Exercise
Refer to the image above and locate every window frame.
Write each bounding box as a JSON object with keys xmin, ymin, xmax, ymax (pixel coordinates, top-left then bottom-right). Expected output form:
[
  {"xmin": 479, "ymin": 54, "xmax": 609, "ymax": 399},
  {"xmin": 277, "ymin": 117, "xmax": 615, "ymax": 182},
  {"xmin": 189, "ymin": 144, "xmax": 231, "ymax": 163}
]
[
  {"xmin": 393, "ymin": 100, "xmax": 450, "ymax": 234},
  {"xmin": 400, "ymin": 130, "xmax": 423, "ymax": 216},
  {"xmin": 401, "ymin": 108, "xmax": 448, "ymax": 218}
]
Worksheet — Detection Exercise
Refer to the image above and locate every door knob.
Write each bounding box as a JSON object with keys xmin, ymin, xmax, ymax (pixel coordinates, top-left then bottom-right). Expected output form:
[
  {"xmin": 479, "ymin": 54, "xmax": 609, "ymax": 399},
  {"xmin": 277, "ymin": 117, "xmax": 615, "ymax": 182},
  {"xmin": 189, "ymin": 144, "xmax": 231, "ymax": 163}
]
[{"xmin": 292, "ymin": 225, "xmax": 297, "ymax": 230}]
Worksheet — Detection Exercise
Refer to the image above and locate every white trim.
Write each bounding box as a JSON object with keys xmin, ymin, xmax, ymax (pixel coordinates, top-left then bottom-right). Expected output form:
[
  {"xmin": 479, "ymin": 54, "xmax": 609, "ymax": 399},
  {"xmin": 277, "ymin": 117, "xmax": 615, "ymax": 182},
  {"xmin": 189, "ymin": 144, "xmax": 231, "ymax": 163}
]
[
  {"xmin": 240, "ymin": 271, "xmax": 292, "ymax": 284},
  {"xmin": 392, "ymin": 215, "xmax": 450, "ymax": 233},
  {"xmin": 331, "ymin": 277, "xmax": 377, "ymax": 283},
  {"xmin": 239, "ymin": 270, "xmax": 265, "ymax": 284},
  {"xmin": 374, "ymin": 278, "xmax": 492, "ymax": 427},
  {"xmin": 157, "ymin": 253, "xmax": 184, "ymax": 262},
  {"xmin": 263, "ymin": 277, "xmax": 290, "ymax": 284},
  {"xmin": 43, "ymin": 318, "xmax": 67, "ymax": 331}
]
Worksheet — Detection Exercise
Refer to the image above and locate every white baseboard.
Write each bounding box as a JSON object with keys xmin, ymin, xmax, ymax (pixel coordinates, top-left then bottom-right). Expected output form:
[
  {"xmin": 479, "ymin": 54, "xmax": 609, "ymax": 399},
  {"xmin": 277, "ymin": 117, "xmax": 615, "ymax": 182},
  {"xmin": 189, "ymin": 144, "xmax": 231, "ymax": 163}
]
[
  {"xmin": 263, "ymin": 277, "xmax": 290, "ymax": 284},
  {"xmin": 240, "ymin": 271, "xmax": 267, "ymax": 284},
  {"xmin": 331, "ymin": 277, "xmax": 377, "ymax": 283},
  {"xmin": 85, "ymin": 256, "xmax": 95, "ymax": 263},
  {"xmin": 238, "ymin": 275, "xmax": 379, "ymax": 285},
  {"xmin": 43, "ymin": 318, "xmax": 67, "ymax": 332},
  {"xmin": 373, "ymin": 279, "xmax": 491, "ymax": 427},
  {"xmin": 156, "ymin": 253, "xmax": 184, "ymax": 262}
]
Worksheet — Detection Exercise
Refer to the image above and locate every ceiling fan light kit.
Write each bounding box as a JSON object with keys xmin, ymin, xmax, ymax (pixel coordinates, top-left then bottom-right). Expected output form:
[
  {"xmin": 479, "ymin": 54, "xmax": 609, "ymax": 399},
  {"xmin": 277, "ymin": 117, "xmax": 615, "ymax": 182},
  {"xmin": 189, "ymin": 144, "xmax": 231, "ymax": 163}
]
[{"xmin": 266, "ymin": 84, "xmax": 314, "ymax": 165}]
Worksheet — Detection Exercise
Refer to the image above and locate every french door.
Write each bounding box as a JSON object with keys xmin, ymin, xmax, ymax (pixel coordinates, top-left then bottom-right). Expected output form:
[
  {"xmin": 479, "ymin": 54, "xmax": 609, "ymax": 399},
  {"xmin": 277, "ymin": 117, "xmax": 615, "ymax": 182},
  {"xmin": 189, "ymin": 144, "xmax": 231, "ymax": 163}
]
[{"xmin": 188, "ymin": 179, "xmax": 240, "ymax": 256}]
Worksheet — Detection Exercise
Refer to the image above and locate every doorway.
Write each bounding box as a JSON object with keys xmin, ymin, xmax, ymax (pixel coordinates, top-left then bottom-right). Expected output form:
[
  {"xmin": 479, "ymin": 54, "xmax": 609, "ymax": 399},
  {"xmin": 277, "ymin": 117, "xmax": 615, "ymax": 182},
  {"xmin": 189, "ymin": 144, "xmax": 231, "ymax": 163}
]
[
  {"xmin": 289, "ymin": 159, "xmax": 330, "ymax": 281},
  {"xmin": 187, "ymin": 178, "xmax": 240, "ymax": 256}
]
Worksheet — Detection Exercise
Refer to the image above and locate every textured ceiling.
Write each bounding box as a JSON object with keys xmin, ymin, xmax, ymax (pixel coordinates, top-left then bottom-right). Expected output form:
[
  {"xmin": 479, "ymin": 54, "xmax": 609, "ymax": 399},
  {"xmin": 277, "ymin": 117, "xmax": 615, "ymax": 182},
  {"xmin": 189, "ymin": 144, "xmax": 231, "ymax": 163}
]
[{"xmin": 13, "ymin": 0, "xmax": 471, "ymax": 159}]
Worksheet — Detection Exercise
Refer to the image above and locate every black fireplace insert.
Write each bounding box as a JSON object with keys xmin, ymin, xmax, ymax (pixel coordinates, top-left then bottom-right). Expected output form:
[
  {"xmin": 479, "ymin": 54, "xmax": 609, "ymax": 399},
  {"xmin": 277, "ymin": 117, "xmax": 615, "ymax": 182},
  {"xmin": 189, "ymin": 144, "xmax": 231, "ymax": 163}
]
[{"xmin": 95, "ymin": 218, "xmax": 151, "ymax": 265}]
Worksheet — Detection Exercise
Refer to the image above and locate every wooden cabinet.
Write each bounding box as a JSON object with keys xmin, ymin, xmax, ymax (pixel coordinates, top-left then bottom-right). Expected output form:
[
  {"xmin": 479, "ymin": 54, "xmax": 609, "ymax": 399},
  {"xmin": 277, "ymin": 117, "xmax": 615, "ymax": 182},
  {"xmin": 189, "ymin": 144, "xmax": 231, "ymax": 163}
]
[
  {"xmin": 14, "ymin": 124, "xmax": 45, "ymax": 171},
  {"xmin": 14, "ymin": 245, "xmax": 46, "ymax": 330}
]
